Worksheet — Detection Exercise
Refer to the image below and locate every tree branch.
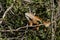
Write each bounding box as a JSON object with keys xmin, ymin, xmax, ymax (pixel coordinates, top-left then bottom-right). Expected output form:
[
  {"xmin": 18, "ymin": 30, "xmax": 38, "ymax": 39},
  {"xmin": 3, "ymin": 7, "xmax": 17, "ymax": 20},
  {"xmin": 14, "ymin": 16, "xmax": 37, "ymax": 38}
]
[
  {"xmin": 0, "ymin": 3, "xmax": 13, "ymax": 24},
  {"xmin": 0, "ymin": 24, "xmax": 44, "ymax": 32}
]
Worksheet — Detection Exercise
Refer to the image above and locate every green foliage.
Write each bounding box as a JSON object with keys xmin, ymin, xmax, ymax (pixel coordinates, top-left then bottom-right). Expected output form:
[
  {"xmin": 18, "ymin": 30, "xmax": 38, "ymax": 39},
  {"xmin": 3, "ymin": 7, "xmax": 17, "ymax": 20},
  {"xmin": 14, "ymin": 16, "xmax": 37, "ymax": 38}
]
[{"xmin": 0, "ymin": 0, "xmax": 60, "ymax": 40}]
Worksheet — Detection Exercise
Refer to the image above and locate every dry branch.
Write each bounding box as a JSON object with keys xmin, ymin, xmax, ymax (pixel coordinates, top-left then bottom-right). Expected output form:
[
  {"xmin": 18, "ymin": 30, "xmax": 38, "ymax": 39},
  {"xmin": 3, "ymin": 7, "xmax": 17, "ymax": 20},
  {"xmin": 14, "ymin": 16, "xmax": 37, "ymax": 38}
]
[
  {"xmin": 0, "ymin": 3, "xmax": 13, "ymax": 24},
  {"xmin": 16, "ymin": 24, "xmax": 44, "ymax": 31},
  {"xmin": 50, "ymin": 0, "xmax": 55, "ymax": 40},
  {"xmin": 0, "ymin": 24, "xmax": 44, "ymax": 32},
  {"xmin": 2, "ymin": 4, "xmax": 13, "ymax": 19}
]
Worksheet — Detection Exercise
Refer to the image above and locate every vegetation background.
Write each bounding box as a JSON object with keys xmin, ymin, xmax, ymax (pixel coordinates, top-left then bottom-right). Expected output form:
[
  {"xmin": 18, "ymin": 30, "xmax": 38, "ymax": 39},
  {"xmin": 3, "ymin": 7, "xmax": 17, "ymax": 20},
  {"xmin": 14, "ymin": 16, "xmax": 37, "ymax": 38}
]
[{"xmin": 0, "ymin": 0, "xmax": 60, "ymax": 40}]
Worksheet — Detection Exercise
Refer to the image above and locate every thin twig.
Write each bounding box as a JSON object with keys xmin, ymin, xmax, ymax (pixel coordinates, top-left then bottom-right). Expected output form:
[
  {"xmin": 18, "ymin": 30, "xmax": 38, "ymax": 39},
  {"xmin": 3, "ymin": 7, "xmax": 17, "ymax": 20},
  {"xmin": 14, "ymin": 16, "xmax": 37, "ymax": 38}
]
[
  {"xmin": 0, "ymin": 24, "xmax": 44, "ymax": 32},
  {"xmin": 16, "ymin": 24, "xmax": 44, "ymax": 31},
  {"xmin": 8, "ymin": 26, "xmax": 14, "ymax": 33},
  {"xmin": 2, "ymin": 4, "xmax": 13, "ymax": 19},
  {"xmin": 50, "ymin": 0, "xmax": 55, "ymax": 40},
  {"xmin": 0, "ymin": 3, "xmax": 13, "ymax": 25},
  {"xmin": 24, "ymin": 0, "xmax": 31, "ymax": 3},
  {"xmin": 0, "ymin": 3, "xmax": 3, "ymax": 13}
]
